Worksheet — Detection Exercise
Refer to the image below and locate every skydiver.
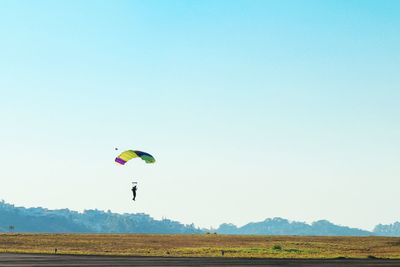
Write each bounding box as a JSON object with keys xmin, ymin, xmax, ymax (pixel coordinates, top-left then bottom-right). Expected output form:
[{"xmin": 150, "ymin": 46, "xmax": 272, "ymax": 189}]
[{"xmin": 132, "ymin": 185, "xmax": 137, "ymax": 201}]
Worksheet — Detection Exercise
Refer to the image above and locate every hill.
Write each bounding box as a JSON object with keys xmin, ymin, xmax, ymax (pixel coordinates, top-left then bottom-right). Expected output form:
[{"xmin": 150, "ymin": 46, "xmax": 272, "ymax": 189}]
[
  {"xmin": 216, "ymin": 218, "xmax": 371, "ymax": 236},
  {"xmin": 1, "ymin": 200, "xmax": 399, "ymax": 236},
  {"xmin": 0, "ymin": 201, "xmax": 201, "ymax": 234}
]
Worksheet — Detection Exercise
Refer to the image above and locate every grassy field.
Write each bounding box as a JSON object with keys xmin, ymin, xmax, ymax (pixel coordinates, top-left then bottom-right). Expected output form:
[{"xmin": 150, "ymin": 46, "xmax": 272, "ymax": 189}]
[{"xmin": 0, "ymin": 233, "xmax": 400, "ymax": 259}]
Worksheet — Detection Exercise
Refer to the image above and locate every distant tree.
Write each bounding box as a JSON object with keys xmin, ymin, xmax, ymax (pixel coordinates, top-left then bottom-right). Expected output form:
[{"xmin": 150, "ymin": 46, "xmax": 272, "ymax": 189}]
[
  {"xmin": 374, "ymin": 222, "xmax": 400, "ymax": 236},
  {"xmin": 8, "ymin": 225, "xmax": 15, "ymax": 232}
]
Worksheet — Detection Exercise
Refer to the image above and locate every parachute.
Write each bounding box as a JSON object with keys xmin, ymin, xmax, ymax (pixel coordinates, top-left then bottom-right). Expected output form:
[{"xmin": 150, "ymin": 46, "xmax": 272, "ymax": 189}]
[{"xmin": 115, "ymin": 150, "xmax": 155, "ymax": 165}]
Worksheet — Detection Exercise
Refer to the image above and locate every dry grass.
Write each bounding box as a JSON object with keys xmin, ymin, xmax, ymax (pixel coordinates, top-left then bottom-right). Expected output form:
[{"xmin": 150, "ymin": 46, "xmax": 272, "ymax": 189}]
[{"xmin": 0, "ymin": 233, "xmax": 400, "ymax": 259}]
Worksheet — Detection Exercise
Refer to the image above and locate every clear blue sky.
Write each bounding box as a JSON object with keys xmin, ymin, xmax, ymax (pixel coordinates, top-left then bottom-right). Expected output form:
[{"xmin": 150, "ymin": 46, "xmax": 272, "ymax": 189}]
[{"xmin": 1, "ymin": 0, "xmax": 399, "ymax": 230}]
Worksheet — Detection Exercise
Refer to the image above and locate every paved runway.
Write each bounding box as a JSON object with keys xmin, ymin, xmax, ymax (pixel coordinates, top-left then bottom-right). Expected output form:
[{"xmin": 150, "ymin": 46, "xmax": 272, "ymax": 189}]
[{"xmin": 1, "ymin": 253, "xmax": 400, "ymax": 267}]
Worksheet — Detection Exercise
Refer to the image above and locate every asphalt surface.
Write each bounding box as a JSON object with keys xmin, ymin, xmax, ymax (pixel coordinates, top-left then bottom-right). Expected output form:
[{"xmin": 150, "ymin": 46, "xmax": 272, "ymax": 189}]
[{"xmin": 1, "ymin": 253, "xmax": 400, "ymax": 267}]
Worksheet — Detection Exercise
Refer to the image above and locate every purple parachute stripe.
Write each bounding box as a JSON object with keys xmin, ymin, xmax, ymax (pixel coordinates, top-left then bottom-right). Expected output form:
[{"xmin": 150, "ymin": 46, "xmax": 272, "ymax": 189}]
[{"xmin": 115, "ymin": 157, "xmax": 127, "ymax": 165}]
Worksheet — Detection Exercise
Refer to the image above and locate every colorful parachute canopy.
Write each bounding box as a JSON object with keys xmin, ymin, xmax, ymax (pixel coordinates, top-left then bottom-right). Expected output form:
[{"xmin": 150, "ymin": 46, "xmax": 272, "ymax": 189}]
[{"xmin": 115, "ymin": 150, "xmax": 155, "ymax": 165}]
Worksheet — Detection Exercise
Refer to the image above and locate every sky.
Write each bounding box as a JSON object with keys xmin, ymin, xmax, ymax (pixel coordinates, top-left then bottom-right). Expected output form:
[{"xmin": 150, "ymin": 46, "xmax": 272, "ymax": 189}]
[{"xmin": 0, "ymin": 0, "xmax": 399, "ymax": 231}]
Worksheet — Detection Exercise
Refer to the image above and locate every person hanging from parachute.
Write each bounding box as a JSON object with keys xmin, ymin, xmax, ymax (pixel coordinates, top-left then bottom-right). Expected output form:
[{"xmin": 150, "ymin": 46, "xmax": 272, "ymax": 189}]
[
  {"xmin": 131, "ymin": 182, "xmax": 138, "ymax": 201},
  {"xmin": 115, "ymin": 150, "xmax": 155, "ymax": 202}
]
